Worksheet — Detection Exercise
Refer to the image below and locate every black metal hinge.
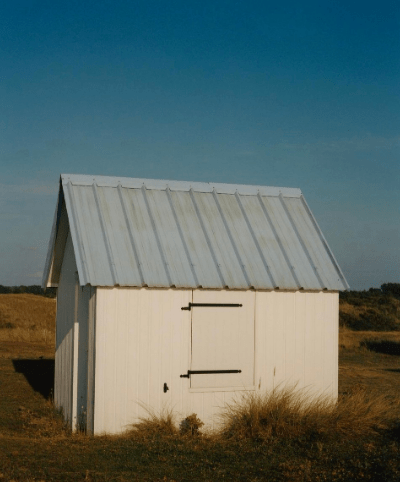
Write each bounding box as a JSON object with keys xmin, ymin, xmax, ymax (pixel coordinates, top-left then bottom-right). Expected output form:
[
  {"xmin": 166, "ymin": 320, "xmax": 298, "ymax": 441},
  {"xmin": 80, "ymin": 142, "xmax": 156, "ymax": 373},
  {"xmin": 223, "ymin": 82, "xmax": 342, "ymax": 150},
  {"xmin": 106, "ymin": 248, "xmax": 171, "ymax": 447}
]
[
  {"xmin": 181, "ymin": 303, "xmax": 243, "ymax": 311},
  {"xmin": 180, "ymin": 369, "xmax": 242, "ymax": 378}
]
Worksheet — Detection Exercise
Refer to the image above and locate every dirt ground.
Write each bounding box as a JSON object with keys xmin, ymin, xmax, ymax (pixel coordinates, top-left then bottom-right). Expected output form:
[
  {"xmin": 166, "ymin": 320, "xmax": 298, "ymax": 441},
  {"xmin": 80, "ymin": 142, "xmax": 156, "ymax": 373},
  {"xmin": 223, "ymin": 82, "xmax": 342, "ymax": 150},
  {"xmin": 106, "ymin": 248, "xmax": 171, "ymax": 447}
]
[{"xmin": 339, "ymin": 346, "xmax": 400, "ymax": 413}]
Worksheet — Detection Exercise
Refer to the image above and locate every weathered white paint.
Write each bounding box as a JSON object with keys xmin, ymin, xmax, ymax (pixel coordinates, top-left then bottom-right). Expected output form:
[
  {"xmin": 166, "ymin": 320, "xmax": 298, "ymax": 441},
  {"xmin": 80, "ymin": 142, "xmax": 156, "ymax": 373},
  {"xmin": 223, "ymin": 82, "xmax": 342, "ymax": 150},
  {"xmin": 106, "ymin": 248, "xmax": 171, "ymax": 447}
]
[{"xmin": 91, "ymin": 288, "xmax": 338, "ymax": 434}]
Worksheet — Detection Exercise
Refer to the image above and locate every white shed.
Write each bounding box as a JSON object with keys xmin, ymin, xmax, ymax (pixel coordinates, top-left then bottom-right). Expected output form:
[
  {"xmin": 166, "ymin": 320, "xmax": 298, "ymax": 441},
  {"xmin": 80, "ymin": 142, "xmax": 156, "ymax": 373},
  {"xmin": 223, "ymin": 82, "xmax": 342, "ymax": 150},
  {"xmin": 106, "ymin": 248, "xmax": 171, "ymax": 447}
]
[{"xmin": 42, "ymin": 174, "xmax": 349, "ymax": 434}]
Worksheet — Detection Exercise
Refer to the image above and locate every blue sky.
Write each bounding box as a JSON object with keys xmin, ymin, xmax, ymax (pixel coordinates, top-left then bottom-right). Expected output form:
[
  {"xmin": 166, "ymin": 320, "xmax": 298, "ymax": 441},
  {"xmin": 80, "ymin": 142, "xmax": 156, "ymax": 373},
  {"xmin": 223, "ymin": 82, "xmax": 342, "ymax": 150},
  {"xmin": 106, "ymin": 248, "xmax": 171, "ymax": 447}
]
[{"xmin": 1, "ymin": 0, "xmax": 399, "ymax": 289}]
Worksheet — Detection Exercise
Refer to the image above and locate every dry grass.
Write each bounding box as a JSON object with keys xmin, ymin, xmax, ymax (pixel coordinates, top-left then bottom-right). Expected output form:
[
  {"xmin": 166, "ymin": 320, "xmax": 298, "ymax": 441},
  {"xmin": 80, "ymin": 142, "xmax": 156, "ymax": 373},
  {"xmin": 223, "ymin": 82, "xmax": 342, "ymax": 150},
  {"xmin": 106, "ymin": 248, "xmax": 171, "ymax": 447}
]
[
  {"xmin": 124, "ymin": 385, "xmax": 400, "ymax": 446},
  {"xmin": 129, "ymin": 405, "xmax": 178, "ymax": 437},
  {"xmin": 217, "ymin": 386, "xmax": 399, "ymax": 443},
  {"xmin": 340, "ymin": 295, "xmax": 400, "ymax": 331},
  {"xmin": 0, "ymin": 294, "xmax": 56, "ymax": 344},
  {"xmin": 339, "ymin": 326, "xmax": 400, "ymax": 350}
]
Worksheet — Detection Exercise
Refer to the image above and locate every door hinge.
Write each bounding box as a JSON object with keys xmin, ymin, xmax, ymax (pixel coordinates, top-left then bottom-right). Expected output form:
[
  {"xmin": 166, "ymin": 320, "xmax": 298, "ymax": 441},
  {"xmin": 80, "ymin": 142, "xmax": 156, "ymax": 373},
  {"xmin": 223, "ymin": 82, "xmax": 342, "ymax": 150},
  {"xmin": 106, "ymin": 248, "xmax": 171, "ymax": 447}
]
[
  {"xmin": 181, "ymin": 303, "xmax": 242, "ymax": 311},
  {"xmin": 180, "ymin": 369, "xmax": 242, "ymax": 378}
]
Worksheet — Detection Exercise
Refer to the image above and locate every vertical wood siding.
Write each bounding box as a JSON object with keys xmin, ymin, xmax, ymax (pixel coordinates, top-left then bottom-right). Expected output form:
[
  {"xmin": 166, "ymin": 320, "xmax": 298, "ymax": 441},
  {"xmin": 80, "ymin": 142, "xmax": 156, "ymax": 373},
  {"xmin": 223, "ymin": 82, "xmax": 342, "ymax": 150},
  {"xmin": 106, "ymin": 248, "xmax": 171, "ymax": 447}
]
[
  {"xmin": 86, "ymin": 287, "xmax": 97, "ymax": 434},
  {"xmin": 94, "ymin": 288, "xmax": 191, "ymax": 434},
  {"xmin": 255, "ymin": 290, "xmax": 338, "ymax": 398},
  {"xmin": 54, "ymin": 233, "xmax": 76, "ymax": 424},
  {"xmin": 93, "ymin": 288, "xmax": 338, "ymax": 434},
  {"xmin": 76, "ymin": 285, "xmax": 90, "ymax": 429},
  {"xmin": 55, "ymin": 233, "xmax": 91, "ymax": 430}
]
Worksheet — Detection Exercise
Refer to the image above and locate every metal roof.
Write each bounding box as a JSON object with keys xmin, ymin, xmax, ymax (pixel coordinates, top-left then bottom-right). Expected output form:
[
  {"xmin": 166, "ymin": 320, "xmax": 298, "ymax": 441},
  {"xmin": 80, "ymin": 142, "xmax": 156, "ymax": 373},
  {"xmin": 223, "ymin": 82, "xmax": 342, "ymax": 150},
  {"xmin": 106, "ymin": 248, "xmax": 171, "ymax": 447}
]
[{"xmin": 42, "ymin": 174, "xmax": 349, "ymax": 291}]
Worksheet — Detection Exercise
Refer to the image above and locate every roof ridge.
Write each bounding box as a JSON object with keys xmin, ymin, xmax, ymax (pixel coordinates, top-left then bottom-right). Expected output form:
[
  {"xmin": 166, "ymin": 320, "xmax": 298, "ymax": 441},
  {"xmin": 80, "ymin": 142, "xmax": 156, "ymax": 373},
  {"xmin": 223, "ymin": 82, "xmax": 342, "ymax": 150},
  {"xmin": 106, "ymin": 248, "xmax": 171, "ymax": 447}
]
[{"xmin": 60, "ymin": 174, "xmax": 302, "ymax": 197}]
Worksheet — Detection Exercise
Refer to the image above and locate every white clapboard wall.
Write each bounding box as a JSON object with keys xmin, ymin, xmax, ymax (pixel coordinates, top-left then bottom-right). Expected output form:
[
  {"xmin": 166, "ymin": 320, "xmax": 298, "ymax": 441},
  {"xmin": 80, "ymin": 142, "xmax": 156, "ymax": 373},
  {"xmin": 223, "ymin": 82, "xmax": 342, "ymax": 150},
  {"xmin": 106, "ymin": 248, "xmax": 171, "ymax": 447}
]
[{"xmin": 90, "ymin": 287, "xmax": 338, "ymax": 434}]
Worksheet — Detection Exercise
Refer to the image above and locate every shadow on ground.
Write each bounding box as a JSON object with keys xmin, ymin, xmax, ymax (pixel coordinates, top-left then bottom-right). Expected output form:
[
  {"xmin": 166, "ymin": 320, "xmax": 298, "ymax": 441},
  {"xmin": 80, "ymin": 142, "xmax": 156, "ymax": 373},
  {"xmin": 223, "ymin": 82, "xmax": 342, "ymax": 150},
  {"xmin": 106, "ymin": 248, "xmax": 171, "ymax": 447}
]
[
  {"xmin": 385, "ymin": 422, "xmax": 400, "ymax": 442},
  {"xmin": 361, "ymin": 340, "xmax": 400, "ymax": 356},
  {"xmin": 12, "ymin": 359, "xmax": 54, "ymax": 399}
]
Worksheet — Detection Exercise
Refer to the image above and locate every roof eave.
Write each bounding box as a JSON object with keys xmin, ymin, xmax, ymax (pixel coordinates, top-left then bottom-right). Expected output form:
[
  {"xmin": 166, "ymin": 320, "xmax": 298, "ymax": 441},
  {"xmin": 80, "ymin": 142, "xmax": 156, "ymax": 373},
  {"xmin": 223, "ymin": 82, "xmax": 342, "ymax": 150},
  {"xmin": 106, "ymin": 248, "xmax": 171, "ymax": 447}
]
[{"xmin": 41, "ymin": 177, "xmax": 63, "ymax": 289}]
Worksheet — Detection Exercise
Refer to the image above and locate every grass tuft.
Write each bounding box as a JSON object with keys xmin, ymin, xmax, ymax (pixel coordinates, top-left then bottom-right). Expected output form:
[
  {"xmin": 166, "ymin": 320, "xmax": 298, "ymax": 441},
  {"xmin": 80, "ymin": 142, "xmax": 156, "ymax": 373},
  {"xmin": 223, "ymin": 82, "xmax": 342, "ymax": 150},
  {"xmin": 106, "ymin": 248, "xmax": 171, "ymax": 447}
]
[
  {"xmin": 129, "ymin": 405, "xmax": 178, "ymax": 437},
  {"xmin": 217, "ymin": 386, "xmax": 399, "ymax": 443}
]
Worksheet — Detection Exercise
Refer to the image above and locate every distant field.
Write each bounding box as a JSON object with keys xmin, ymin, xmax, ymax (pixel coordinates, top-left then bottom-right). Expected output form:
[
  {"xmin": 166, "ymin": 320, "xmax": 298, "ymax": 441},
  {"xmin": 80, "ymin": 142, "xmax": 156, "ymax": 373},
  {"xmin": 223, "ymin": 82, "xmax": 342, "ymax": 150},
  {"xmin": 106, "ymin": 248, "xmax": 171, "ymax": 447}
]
[
  {"xmin": 340, "ymin": 290, "xmax": 400, "ymax": 331},
  {"xmin": 0, "ymin": 294, "xmax": 55, "ymax": 344},
  {"xmin": 339, "ymin": 328, "xmax": 400, "ymax": 350}
]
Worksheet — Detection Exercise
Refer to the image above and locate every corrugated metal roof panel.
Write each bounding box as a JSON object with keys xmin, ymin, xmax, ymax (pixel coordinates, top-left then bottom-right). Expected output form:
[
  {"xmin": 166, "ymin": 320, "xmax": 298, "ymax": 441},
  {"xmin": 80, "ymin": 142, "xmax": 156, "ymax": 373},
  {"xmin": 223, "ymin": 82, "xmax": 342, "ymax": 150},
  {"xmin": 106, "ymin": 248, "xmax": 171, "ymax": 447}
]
[
  {"xmin": 42, "ymin": 174, "xmax": 349, "ymax": 291},
  {"xmin": 168, "ymin": 190, "xmax": 223, "ymax": 288}
]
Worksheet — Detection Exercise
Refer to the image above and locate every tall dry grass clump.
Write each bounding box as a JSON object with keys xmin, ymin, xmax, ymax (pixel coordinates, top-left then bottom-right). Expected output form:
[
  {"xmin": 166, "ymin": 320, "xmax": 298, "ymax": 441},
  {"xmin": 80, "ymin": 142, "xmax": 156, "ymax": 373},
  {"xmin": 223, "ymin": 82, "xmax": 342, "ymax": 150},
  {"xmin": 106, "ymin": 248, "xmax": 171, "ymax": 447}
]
[
  {"xmin": 129, "ymin": 406, "xmax": 178, "ymax": 437},
  {"xmin": 0, "ymin": 294, "xmax": 56, "ymax": 344},
  {"xmin": 218, "ymin": 386, "xmax": 399, "ymax": 443}
]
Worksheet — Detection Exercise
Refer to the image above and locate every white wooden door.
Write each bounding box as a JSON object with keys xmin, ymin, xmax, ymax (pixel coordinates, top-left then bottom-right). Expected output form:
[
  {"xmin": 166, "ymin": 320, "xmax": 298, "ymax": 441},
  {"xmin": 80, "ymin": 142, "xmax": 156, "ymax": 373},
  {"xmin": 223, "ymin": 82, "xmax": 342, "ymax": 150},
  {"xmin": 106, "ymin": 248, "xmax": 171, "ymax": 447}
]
[{"xmin": 190, "ymin": 290, "xmax": 255, "ymax": 389}]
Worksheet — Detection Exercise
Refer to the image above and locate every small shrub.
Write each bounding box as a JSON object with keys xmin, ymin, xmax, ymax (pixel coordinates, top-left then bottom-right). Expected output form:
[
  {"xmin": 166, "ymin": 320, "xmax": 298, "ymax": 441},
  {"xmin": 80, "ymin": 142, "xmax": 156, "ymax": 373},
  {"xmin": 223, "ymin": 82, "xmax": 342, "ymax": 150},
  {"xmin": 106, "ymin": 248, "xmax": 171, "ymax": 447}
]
[
  {"xmin": 0, "ymin": 321, "xmax": 15, "ymax": 329},
  {"xmin": 381, "ymin": 283, "xmax": 400, "ymax": 299},
  {"xmin": 361, "ymin": 340, "xmax": 400, "ymax": 356},
  {"xmin": 179, "ymin": 413, "xmax": 204, "ymax": 436}
]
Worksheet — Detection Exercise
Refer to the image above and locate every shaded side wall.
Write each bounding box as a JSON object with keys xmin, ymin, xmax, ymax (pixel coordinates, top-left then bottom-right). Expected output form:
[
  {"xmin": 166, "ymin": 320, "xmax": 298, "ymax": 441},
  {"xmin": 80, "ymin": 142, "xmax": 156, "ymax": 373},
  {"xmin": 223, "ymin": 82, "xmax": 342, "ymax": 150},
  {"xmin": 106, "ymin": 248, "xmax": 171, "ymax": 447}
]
[
  {"xmin": 93, "ymin": 288, "xmax": 338, "ymax": 434},
  {"xmin": 55, "ymin": 232, "xmax": 91, "ymax": 430},
  {"xmin": 54, "ymin": 232, "xmax": 77, "ymax": 424}
]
